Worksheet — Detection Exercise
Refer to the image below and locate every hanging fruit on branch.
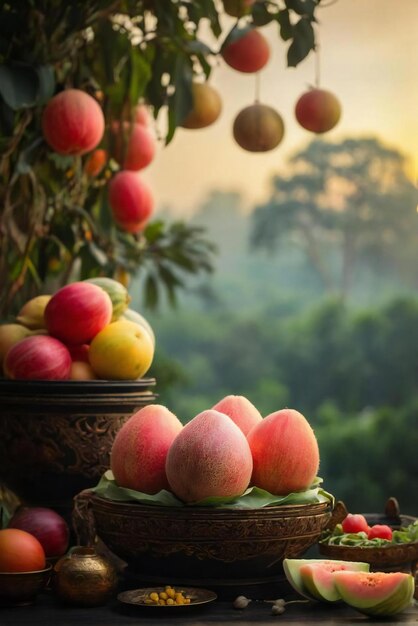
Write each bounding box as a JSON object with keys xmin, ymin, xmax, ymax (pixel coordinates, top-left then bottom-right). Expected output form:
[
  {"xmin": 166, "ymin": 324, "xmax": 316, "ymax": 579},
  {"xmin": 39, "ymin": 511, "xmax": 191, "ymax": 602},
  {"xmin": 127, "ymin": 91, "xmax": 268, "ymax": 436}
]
[
  {"xmin": 180, "ymin": 82, "xmax": 223, "ymax": 130},
  {"xmin": 42, "ymin": 89, "xmax": 105, "ymax": 155},
  {"xmin": 108, "ymin": 171, "xmax": 155, "ymax": 234},
  {"xmin": 295, "ymin": 88, "xmax": 342, "ymax": 134},
  {"xmin": 221, "ymin": 28, "xmax": 270, "ymax": 74},
  {"xmin": 233, "ymin": 102, "xmax": 285, "ymax": 152},
  {"xmin": 112, "ymin": 121, "xmax": 157, "ymax": 171}
]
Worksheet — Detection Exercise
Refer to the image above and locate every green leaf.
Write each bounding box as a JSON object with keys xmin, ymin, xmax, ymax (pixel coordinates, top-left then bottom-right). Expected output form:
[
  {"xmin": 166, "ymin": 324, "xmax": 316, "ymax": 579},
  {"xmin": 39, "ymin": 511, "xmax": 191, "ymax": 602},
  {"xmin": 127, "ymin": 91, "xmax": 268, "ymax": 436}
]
[
  {"xmin": 128, "ymin": 46, "xmax": 153, "ymax": 106},
  {"xmin": 16, "ymin": 136, "xmax": 43, "ymax": 174},
  {"xmin": 35, "ymin": 65, "xmax": 55, "ymax": 104},
  {"xmin": 145, "ymin": 273, "xmax": 159, "ymax": 309},
  {"xmin": 92, "ymin": 471, "xmax": 184, "ymax": 507},
  {"xmin": 200, "ymin": 0, "xmax": 222, "ymax": 38},
  {"xmin": 221, "ymin": 24, "xmax": 253, "ymax": 50},
  {"xmin": 166, "ymin": 54, "xmax": 193, "ymax": 143},
  {"xmin": 0, "ymin": 64, "xmax": 38, "ymax": 110},
  {"xmin": 251, "ymin": 4, "xmax": 276, "ymax": 27},
  {"xmin": 91, "ymin": 472, "xmax": 334, "ymax": 509},
  {"xmin": 144, "ymin": 220, "xmax": 165, "ymax": 243},
  {"xmin": 287, "ymin": 17, "xmax": 315, "ymax": 67},
  {"xmin": 276, "ymin": 10, "xmax": 293, "ymax": 42},
  {"xmin": 285, "ymin": 0, "xmax": 317, "ymax": 18}
]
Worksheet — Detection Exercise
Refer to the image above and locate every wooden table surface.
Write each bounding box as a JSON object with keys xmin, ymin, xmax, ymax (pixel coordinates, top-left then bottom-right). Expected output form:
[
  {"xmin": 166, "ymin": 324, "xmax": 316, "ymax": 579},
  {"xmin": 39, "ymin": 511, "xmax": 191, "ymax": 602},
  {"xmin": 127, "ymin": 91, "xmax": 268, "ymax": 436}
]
[{"xmin": 1, "ymin": 591, "xmax": 417, "ymax": 626}]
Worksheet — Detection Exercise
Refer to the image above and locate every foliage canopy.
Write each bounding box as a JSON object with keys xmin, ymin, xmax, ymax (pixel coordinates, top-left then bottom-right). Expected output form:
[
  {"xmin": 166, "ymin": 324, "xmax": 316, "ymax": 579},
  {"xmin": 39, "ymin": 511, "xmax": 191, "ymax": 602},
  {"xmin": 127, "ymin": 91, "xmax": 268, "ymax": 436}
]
[{"xmin": 0, "ymin": 0, "xmax": 323, "ymax": 316}]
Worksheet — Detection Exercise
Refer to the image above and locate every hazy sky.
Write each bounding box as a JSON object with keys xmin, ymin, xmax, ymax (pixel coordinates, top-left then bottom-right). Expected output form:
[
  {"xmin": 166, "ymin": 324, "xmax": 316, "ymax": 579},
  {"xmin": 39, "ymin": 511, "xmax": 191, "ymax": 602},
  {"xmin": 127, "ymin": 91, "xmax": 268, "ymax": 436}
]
[{"xmin": 144, "ymin": 0, "xmax": 418, "ymax": 217}]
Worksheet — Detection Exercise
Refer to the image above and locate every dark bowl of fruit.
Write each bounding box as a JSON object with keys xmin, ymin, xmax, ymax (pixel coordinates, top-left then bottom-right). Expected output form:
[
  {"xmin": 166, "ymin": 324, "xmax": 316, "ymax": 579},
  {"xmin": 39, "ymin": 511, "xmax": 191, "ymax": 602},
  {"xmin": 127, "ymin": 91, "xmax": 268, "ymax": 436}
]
[
  {"xmin": 319, "ymin": 498, "xmax": 418, "ymax": 589},
  {"xmin": 0, "ymin": 279, "xmax": 158, "ymax": 520},
  {"xmin": 0, "ymin": 378, "xmax": 157, "ymax": 517}
]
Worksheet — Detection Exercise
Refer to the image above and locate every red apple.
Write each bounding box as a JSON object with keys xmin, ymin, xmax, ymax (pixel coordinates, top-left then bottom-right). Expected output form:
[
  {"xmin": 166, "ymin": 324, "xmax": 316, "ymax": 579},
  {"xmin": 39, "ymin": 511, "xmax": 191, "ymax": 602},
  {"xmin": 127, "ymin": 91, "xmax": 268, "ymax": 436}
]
[
  {"xmin": 45, "ymin": 282, "xmax": 112, "ymax": 345},
  {"xmin": 221, "ymin": 29, "xmax": 270, "ymax": 73},
  {"xmin": 295, "ymin": 88, "xmax": 342, "ymax": 133},
  {"xmin": 4, "ymin": 335, "xmax": 72, "ymax": 380}
]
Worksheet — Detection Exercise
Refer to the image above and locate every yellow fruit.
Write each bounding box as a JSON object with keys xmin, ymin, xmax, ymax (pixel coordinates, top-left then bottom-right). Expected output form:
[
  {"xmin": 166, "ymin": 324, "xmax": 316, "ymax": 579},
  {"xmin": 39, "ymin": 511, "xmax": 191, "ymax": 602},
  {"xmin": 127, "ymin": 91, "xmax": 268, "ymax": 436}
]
[
  {"xmin": 70, "ymin": 361, "xmax": 97, "ymax": 380},
  {"xmin": 16, "ymin": 295, "xmax": 52, "ymax": 330},
  {"xmin": 89, "ymin": 320, "xmax": 154, "ymax": 380},
  {"xmin": 180, "ymin": 83, "xmax": 222, "ymax": 130},
  {"xmin": 0, "ymin": 324, "xmax": 33, "ymax": 369}
]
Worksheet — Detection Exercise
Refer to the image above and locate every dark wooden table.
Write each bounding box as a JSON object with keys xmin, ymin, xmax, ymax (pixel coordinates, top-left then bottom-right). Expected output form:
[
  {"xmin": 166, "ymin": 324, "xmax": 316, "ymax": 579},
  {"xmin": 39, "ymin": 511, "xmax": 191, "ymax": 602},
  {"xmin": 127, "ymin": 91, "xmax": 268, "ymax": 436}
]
[{"xmin": 1, "ymin": 591, "xmax": 417, "ymax": 626}]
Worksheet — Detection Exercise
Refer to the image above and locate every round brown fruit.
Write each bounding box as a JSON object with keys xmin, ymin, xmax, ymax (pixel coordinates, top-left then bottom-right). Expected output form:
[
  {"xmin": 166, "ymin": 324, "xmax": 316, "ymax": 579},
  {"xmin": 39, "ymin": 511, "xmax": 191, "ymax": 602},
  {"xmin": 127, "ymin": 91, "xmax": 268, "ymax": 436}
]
[
  {"xmin": 180, "ymin": 83, "xmax": 222, "ymax": 130},
  {"xmin": 295, "ymin": 88, "xmax": 341, "ymax": 134},
  {"xmin": 233, "ymin": 103, "xmax": 284, "ymax": 152}
]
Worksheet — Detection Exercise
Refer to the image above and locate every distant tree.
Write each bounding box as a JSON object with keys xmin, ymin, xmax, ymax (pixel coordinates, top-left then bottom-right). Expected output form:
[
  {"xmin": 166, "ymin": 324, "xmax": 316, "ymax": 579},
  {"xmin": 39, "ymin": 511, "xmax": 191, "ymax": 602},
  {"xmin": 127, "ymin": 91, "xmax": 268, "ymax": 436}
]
[{"xmin": 250, "ymin": 138, "xmax": 418, "ymax": 299}]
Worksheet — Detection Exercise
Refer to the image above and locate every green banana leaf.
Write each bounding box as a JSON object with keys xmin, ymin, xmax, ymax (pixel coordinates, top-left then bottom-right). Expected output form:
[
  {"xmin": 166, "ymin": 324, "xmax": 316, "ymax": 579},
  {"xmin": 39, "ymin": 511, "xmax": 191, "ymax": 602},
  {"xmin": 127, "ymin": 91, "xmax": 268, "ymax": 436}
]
[{"xmin": 91, "ymin": 470, "xmax": 334, "ymax": 509}]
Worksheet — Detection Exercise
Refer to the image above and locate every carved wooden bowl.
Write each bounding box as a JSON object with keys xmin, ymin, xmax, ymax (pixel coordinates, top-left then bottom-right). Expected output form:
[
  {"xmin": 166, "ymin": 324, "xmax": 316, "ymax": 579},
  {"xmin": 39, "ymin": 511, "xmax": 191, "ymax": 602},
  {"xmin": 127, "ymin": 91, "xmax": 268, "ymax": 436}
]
[
  {"xmin": 73, "ymin": 491, "xmax": 332, "ymax": 587},
  {"xmin": 0, "ymin": 379, "xmax": 156, "ymax": 517}
]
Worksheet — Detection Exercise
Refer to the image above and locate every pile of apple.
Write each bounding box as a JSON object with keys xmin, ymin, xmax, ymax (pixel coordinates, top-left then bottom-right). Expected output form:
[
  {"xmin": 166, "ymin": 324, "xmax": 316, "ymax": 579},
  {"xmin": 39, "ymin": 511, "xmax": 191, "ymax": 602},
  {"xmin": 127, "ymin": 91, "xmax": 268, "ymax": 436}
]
[
  {"xmin": 110, "ymin": 395, "xmax": 320, "ymax": 502},
  {"xmin": 0, "ymin": 279, "xmax": 155, "ymax": 381}
]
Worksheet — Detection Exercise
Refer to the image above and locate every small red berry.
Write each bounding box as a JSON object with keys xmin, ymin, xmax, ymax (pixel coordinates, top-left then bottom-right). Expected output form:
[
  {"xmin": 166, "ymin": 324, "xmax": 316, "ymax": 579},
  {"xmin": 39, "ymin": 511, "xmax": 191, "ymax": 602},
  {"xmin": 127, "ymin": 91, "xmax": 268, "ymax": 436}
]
[
  {"xmin": 367, "ymin": 524, "xmax": 393, "ymax": 541},
  {"xmin": 341, "ymin": 513, "xmax": 370, "ymax": 534}
]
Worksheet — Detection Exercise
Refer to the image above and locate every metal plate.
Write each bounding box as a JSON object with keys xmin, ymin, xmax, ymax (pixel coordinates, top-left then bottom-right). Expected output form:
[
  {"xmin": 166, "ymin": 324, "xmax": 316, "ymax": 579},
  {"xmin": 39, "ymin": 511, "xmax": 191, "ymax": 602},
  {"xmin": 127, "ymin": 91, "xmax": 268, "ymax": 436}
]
[{"xmin": 117, "ymin": 586, "xmax": 217, "ymax": 608}]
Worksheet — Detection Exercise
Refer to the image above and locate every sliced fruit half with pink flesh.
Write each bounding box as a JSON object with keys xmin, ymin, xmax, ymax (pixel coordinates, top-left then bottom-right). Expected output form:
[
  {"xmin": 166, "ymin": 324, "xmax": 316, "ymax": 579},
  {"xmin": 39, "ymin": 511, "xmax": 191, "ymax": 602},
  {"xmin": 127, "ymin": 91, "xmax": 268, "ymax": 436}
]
[
  {"xmin": 333, "ymin": 570, "xmax": 415, "ymax": 617},
  {"xmin": 283, "ymin": 558, "xmax": 370, "ymax": 602},
  {"xmin": 299, "ymin": 560, "xmax": 371, "ymax": 602}
]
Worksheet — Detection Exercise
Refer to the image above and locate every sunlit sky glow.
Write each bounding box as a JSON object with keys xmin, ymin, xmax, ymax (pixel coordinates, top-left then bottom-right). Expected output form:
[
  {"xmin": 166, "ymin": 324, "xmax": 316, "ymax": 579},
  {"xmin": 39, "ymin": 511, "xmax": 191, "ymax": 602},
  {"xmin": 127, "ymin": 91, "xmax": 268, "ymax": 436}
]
[{"xmin": 143, "ymin": 0, "xmax": 418, "ymax": 217}]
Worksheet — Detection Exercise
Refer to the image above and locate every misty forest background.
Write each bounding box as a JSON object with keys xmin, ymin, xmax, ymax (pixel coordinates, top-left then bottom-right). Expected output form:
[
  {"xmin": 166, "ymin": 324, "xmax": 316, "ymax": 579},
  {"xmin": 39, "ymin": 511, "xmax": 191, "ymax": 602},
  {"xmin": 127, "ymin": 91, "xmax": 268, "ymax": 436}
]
[{"xmin": 133, "ymin": 135, "xmax": 418, "ymax": 516}]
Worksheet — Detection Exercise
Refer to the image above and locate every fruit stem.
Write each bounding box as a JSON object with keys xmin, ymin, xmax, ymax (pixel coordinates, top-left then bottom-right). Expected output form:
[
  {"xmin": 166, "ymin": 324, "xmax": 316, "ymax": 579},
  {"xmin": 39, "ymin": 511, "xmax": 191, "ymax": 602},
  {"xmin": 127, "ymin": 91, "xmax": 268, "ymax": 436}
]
[
  {"xmin": 314, "ymin": 29, "xmax": 321, "ymax": 88},
  {"xmin": 254, "ymin": 71, "xmax": 261, "ymax": 103}
]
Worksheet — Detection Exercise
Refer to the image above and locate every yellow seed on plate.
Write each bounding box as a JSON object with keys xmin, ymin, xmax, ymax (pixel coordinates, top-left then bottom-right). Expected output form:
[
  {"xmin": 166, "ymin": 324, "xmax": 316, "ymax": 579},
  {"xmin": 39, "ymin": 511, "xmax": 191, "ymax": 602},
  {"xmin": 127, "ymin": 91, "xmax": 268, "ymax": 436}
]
[
  {"xmin": 166, "ymin": 587, "xmax": 175, "ymax": 598},
  {"xmin": 159, "ymin": 592, "xmax": 168, "ymax": 600},
  {"xmin": 149, "ymin": 592, "xmax": 159, "ymax": 602},
  {"xmin": 158, "ymin": 599, "xmax": 166, "ymax": 605},
  {"xmin": 166, "ymin": 598, "xmax": 175, "ymax": 605}
]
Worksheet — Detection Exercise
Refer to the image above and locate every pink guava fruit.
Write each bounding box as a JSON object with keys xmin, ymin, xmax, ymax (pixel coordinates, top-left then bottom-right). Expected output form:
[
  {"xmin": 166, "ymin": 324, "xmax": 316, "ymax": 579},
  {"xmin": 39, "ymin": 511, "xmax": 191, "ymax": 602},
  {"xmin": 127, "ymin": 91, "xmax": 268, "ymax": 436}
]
[
  {"xmin": 108, "ymin": 171, "xmax": 154, "ymax": 234},
  {"xmin": 211, "ymin": 394, "xmax": 262, "ymax": 435},
  {"xmin": 299, "ymin": 560, "xmax": 371, "ymax": 602},
  {"xmin": 247, "ymin": 408, "xmax": 319, "ymax": 495},
  {"xmin": 165, "ymin": 409, "xmax": 253, "ymax": 503},
  {"xmin": 4, "ymin": 335, "xmax": 72, "ymax": 380},
  {"xmin": 333, "ymin": 571, "xmax": 415, "ymax": 616},
  {"xmin": 42, "ymin": 89, "xmax": 105, "ymax": 155},
  {"xmin": 283, "ymin": 558, "xmax": 370, "ymax": 603},
  {"xmin": 45, "ymin": 282, "xmax": 112, "ymax": 345},
  {"xmin": 112, "ymin": 122, "xmax": 156, "ymax": 171},
  {"xmin": 110, "ymin": 404, "xmax": 183, "ymax": 494}
]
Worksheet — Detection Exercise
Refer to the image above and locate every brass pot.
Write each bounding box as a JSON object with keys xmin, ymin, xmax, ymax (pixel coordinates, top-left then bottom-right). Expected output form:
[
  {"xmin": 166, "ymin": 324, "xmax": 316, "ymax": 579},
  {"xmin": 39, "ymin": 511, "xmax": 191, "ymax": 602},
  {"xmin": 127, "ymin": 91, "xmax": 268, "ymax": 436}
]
[{"xmin": 53, "ymin": 546, "xmax": 118, "ymax": 606}]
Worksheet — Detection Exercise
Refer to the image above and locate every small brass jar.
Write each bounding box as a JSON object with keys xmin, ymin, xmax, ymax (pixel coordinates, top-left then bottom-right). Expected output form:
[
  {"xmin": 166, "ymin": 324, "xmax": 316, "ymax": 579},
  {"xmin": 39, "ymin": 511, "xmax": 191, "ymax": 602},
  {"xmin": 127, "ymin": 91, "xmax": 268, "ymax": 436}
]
[{"xmin": 53, "ymin": 546, "xmax": 118, "ymax": 607}]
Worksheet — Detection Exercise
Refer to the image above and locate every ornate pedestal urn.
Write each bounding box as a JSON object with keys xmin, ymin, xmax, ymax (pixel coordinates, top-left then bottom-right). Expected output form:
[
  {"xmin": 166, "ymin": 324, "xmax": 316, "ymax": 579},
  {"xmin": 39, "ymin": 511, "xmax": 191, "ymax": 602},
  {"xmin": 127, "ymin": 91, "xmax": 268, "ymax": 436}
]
[{"xmin": 0, "ymin": 378, "xmax": 156, "ymax": 518}]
